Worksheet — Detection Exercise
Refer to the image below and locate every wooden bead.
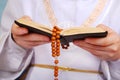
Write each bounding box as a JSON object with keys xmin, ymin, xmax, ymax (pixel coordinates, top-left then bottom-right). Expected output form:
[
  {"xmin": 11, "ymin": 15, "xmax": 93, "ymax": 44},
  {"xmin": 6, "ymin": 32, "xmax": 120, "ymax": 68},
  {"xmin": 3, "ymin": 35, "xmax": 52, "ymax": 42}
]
[
  {"xmin": 54, "ymin": 60, "xmax": 59, "ymax": 64},
  {"xmin": 56, "ymin": 53, "xmax": 60, "ymax": 56},
  {"xmin": 51, "ymin": 26, "xmax": 62, "ymax": 80},
  {"xmin": 52, "ymin": 40, "xmax": 55, "ymax": 43},
  {"xmin": 52, "ymin": 47, "xmax": 56, "ymax": 50},
  {"xmin": 54, "ymin": 73, "xmax": 58, "ymax": 77},
  {"xmin": 52, "ymin": 33, "xmax": 56, "ymax": 36},
  {"xmin": 52, "ymin": 53, "xmax": 56, "ymax": 57},
  {"xmin": 56, "ymin": 31, "xmax": 60, "ymax": 34},
  {"xmin": 52, "ymin": 28, "xmax": 57, "ymax": 32},
  {"xmin": 56, "ymin": 40, "xmax": 60, "ymax": 43},
  {"xmin": 54, "ymin": 26, "xmax": 60, "ymax": 30},
  {"xmin": 54, "ymin": 66, "xmax": 59, "ymax": 70},
  {"xmin": 51, "ymin": 43, "xmax": 55, "ymax": 47},
  {"xmin": 56, "ymin": 49, "xmax": 60, "ymax": 53},
  {"xmin": 56, "ymin": 43, "xmax": 60, "ymax": 47},
  {"xmin": 51, "ymin": 37, "xmax": 56, "ymax": 40},
  {"xmin": 56, "ymin": 46, "xmax": 60, "ymax": 49},
  {"xmin": 56, "ymin": 35, "xmax": 60, "ymax": 38}
]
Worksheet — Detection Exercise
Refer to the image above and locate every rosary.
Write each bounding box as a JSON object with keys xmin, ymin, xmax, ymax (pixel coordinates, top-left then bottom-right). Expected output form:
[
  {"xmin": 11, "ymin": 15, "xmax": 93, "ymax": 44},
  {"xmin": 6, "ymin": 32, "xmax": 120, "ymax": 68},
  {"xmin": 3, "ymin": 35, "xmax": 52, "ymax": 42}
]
[
  {"xmin": 51, "ymin": 26, "xmax": 69, "ymax": 80},
  {"xmin": 43, "ymin": 0, "xmax": 108, "ymax": 80}
]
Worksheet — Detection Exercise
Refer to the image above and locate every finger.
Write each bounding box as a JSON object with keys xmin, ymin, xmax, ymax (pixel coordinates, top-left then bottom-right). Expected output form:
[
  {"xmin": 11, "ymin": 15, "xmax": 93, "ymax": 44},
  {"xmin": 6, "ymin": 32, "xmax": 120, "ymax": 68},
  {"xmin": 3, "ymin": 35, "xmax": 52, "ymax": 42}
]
[
  {"xmin": 85, "ymin": 33, "xmax": 119, "ymax": 46},
  {"xmin": 74, "ymin": 40, "xmax": 107, "ymax": 51},
  {"xmin": 77, "ymin": 45, "xmax": 115, "ymax": 61},
  {"xmin": 73, "ymin": 40, "xmax": 119, "ymax": 52},
  {"xmin": 84, "ymin": 25, "xmax": 119, "ymax": 46},
  {"xmin": 11, "ymin": 23, "xmax": 28, "ymax": 36},
  {"xmin": 21, "ymin": 15, "xmax": 32, "ymax": 21},
  {"xmin": 17, "ymin": 33, "xmax": 50, "ymax": 42},
  {"xmin": 96, "ymin": 24, "xmax": 114, "ymax": 33},
  {"xmin": 12, "ymin": 15, "xmax": 32, "ymax": 36},
  {"xmin": 27, "ymin": 41, "xmax": 50, "ymax": 46},
  {"xmin": 16, "ymin": 40, "xmax": 50, "ymax": 49}
]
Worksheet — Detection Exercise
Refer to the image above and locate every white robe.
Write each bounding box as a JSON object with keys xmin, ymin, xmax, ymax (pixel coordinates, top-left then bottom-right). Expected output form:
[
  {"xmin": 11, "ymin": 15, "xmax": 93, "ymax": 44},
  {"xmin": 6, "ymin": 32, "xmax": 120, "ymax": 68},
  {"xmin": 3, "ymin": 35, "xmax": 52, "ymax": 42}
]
[{"xmin": 0, "ymin": 0, "xmax": 120, "ymax": 80}]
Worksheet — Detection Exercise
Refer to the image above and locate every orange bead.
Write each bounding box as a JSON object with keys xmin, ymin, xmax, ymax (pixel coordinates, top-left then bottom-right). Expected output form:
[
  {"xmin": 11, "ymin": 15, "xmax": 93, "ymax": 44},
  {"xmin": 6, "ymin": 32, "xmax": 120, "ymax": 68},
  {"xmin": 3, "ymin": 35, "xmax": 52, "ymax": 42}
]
[
  {"xmin": 57, "ymin": 46, "xmax": 60, "ymax": 49},
  {"xmin": 56, "ymin": 40, "xmax": 60, "ymax": 43},
  {"xmin": 54, "ymin": 66, "xmax": 59, "ymax": 70},
  {"xmin": 54, "ymin": 26, "xmax": 59, "ymax": 29},
  {"xmin": 51, "ymin": 26, "xmax": 62, "ymax": 80},
  {"xmin": 57, "ymin": 43, "xmax": 60, "ymax": 46},
  {"xmin": 55, "ymin": 27, "xmax": 61, "ymax": 31},
  {"xmin": 51, "ymin": 43, "xmax": 55, "ymax": 47},
  {"xmin": 52, "ymin": 50, "xmax": 56, "ymax": 54},
  {"xmin": 56, "ymin": 31, "xmax": 60, "ymax": 34},
  {"xmin": 52, "ymin": 47, "xmax": 56, "ymax": 50},
  {"xmin": 54, "ymin": 70, "xmax": 58, "ymax": 73},
  {"xmin": 52, "ymin": 40, "xmax": 55, "ymax": 43},
  {"xmin": 51, "ymin": 37, "xmax": 56, "ymax": 40},
  {"xmin": 56, "ymin": 53, "xmax": 60, "ymax": 56},
  {"xmin": 52, "ymin": 53, "xmax": 56, "ymax": 57},
  {"xmin": 56, "ymin": 49, "xmax": 60, "ymax": 53},
  {"xmin": 54, "ymin": 73, "xmax": 58, "ymax": 77},
  {"xmin": 53, "ymin": 30, "xmax": 57, "ymax": 32},
  {"xmin": 54, "ymin": 60, "xmax": 59, "ymax": 64},
  {"xmin": 52, "ymin": 33, "xmax": 56, "ymax": 36},
  {"xmin": 56, "ymin": 35, "xmax": 60, "ymax": 39}
]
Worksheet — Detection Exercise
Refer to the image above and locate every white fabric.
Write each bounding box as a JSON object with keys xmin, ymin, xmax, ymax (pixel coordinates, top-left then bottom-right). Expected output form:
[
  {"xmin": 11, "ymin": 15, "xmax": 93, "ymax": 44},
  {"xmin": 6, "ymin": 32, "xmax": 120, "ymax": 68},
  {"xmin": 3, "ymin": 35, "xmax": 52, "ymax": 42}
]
[{"xmin": 0, "ymin": 0, "xmax": 120, "ymax": 80}]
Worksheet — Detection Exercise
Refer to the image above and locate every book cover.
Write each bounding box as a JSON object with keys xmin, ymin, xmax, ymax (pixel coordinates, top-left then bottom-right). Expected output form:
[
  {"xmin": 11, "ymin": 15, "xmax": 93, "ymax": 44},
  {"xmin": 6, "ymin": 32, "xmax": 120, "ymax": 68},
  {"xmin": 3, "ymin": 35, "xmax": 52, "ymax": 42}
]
[{"xmin": 15, "ymin": 18, "xmax": 108, "ymax": 45}]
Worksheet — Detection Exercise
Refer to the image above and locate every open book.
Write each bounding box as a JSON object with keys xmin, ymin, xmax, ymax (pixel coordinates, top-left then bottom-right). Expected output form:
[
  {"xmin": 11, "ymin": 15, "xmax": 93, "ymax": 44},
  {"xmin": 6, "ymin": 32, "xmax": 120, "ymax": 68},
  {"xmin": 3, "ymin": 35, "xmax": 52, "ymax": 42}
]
[{"xmin": 15, "ymin": 18, "xmax": 107, "ymax": 45}]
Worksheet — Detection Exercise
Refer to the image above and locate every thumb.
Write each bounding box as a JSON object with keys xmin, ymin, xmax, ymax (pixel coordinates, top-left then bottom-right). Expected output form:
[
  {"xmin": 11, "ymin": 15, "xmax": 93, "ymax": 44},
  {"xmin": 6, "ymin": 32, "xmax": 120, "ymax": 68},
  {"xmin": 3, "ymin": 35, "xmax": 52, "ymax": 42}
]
[
  {"xmin": 11, "ymin": 23, "xmax": 28, "ymax": 36},
  {"xmin": 96, "ymin": 24, "xmax": 113, "ymax": 33}
]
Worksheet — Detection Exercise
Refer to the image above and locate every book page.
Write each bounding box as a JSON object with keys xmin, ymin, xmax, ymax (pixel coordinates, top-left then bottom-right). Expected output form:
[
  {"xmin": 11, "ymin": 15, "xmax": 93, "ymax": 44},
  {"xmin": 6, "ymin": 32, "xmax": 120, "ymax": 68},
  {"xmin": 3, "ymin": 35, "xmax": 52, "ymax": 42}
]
[{"xmin": 61, "ymin": 27, "xmax": 106, "ymax": 36}]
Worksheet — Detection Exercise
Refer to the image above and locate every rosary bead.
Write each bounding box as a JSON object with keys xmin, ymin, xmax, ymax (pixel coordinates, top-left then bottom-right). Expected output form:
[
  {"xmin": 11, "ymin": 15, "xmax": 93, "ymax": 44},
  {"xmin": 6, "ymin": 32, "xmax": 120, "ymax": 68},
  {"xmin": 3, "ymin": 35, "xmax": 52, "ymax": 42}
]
[
  {"xmin": 56, "ymin": 35, "xmax": 60, "ymax": 38},
  {"xmin": 52, "ymin": 47, "xmax": 56, "ymax": 50},
  {"xmin": 54, "ymin": 72, "xmax": 58, "ymax": 77},
  {"xmin": 54, "ymin": 26, "xmax": 60, "ymax": 30},
  {"xmin": 52, "ymin": 40, "xmax": 55, "ymax": 43},
  {"xmin": 54, "ymin": 66, "xmax": 59, "ymax": 70},
  {"xmin": 56, "ymin": 49, "xmax": 60, "ymax": 53},
  {"xmin": 56, "ymin": 31, "xmax": 60, "ymax": 34},
  {"xmin": 52, "ymin": 28, "xmax": 57, "ymax": 32},
  {"xmin": 54, "ymin": 60, "xmax": 59, "ymax": 64},
  {"xmin": 52, "ymin": 53, "xmax": 56, "ymax": 57},
  {"xmin": 51, "ymin": 43, "xmax": 56, "ymax": 47},
  {"xmin": 56, "ymin": 43, "xmax": 60, "ymax": 47},
  {"xmin": 56, "ymin": 53, "xmax": 60, "ymax": 56},
  {"xmin": 52, "ymin": 33, "xmax": 56, "ymax": 36},
  {"xmin": 56, "ymin": 40, "xmax": 60, "ymax": 43},
  {"xmin": 51, "ymin": 26, "xmax": 62, "ymax": 80},
  {"xmin": 51, "ymin": 37, "xmax": 56, "ymax": 40}
]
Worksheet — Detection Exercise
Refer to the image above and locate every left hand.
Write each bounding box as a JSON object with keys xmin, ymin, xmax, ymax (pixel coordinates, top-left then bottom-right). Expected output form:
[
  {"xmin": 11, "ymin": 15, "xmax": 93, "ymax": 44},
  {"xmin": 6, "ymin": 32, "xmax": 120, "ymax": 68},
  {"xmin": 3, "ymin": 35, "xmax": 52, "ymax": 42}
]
[{"xmin": 73, "ymin": 24, "xmax": 120, "ymax": 61}]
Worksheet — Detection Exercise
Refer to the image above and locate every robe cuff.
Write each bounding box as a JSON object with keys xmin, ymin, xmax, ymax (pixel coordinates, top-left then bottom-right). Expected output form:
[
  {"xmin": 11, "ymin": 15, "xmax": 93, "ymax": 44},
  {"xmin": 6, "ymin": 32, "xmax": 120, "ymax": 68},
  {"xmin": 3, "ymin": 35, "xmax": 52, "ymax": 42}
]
[
  {"xmin": 108, "ymin": 59, "xmax": 120, "ymax": 79},
  {"xmin": 0, "ymin": 32, "xmax": 31, "ymax": 72}
]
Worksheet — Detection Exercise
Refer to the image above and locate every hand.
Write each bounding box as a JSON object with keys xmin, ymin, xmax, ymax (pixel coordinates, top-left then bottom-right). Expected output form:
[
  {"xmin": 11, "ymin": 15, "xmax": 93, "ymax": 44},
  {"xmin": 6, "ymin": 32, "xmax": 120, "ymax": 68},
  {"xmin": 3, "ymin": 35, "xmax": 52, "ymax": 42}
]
[
  {"xmin": 73, "ymin": 24, "xmax": 120, "ymax": 61},
  {"xmin": 11, "ymin": 16, "xmax": 50, "ymax": 49}
]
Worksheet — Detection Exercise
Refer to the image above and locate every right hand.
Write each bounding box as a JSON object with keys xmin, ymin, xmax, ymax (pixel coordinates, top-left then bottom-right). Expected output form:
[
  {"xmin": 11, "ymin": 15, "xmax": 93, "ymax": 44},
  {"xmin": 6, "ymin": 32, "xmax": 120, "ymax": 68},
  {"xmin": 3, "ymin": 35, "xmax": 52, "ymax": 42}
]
[{"xmin": 11, "ymin": 16, "xmax": 50, "ymax": 49}]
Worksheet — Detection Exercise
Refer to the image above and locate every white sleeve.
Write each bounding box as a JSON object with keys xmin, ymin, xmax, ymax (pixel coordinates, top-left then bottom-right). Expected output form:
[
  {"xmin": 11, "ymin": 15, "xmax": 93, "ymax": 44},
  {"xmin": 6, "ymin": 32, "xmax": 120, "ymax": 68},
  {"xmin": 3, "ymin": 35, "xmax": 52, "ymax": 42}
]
[
  {"xmin": 109, "ymin": 60, "xmax": 120, "ymax": 80},
  {"xmin": 0, "ymin": 0, "xmax": 33, "ymax": 79},
  {"xmin": 0, "ymin": 33, "xmax": 33, "ymax": 79},
  {"xmin": 101, "ymin": 60, "xmax": 120, "ymax": 80}
]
